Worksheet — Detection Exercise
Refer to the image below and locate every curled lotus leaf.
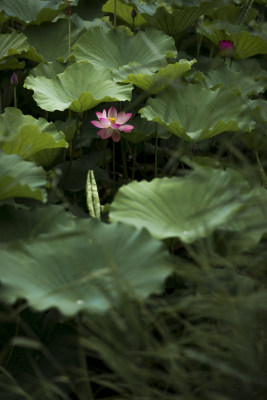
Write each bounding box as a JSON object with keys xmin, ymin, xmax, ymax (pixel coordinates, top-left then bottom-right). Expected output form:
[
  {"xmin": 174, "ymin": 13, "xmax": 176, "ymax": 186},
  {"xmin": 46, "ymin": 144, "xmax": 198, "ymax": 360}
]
[
  {"xmin": 0, "ymin": 108, "xmax": 68, "ymax": 166},
  {"xmin": 24, "ymin": 62, "xmax": 133, "ymax": 112},
  {"xmin": 114, "ymin": 59, "xmax": 197, "ymax": 93},
  {"xmin": 0, "ymin": 32, "xmax": 29, "ymax": 61},
  {"xmin": 139, "ymin": 83, "xmax": 255, "ymax": 141},
  {"xmin": 0, "ymin": 150, "xmax": 46, "ymax": 203}
]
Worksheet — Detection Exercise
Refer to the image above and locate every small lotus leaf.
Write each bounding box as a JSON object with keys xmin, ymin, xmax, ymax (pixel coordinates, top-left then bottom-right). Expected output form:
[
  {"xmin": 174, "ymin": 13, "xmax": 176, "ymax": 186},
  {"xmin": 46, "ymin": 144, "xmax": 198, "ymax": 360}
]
[
  {"xmin": 139, "ymin": 84, "xmax": 255, "ymax": 141},
  {"xmin": 0, "ymin": 150, "xmax": 46, "ymax": 202},
  {"xmin": 24, "ymin": 62, "xmax": 133, "ymax": 112},
  {"xmin": 73, "ymin": 27, "xmax": 177, "ymax": 80},
  {"xmin": 0, "ymin": 218, "xmax": 173, "ymax": 315},
  {"xmin": 110, "ymin": 167, "xmax": 266, "ymax": 243}
]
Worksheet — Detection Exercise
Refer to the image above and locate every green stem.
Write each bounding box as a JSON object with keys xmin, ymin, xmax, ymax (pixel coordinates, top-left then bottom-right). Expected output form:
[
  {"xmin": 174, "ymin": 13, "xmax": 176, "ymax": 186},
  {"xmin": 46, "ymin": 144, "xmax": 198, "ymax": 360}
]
[
  {"xmin": 112, "ymin": 140, "xmax": 116, "ymax": 192},
  {"xmin": 196, "ymin": 33, "xmax": 202, "ymax": 58},
  {"xmin": 120, "ymin": 138, "xmax": 128, "ymax": 181},
  {"xmin": 68, "ymin": 14, "xmax": 71, "ymax": 60},
  {"xmin": 154, "ymin": 124, "xmax": 158, "ymax": 178},
  {"xmin": 13, "ymin": 86, "xmax": 17, "ymax": 108},
  {"xmin": 144, "ymin": 139, "xmax": 147, "ymax": 179},
  {"xmin": 62, "ymin": 112, "xmax": 79, "ymax": 189},
  {"xmin": 114, "ymin": 0, "xmax": 117, "ymax": 29},
  {"xmin": 255, "ymin": 151, "xmax": 267, "ymax": 189},
  {"xmin": 132, "ymin": 144, "xmax": 136, "ymax": 180}
]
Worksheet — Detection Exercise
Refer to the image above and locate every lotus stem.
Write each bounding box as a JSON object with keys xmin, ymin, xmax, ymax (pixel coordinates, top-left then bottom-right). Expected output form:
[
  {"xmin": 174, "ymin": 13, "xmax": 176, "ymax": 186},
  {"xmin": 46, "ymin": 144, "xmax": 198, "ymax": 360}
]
[
  {"xmin": 68, "ymin": 14, "xmax": 71, "ymax": 60},
  {"xmin": 113, "ymin": 140, "xmax": 116, "ymax": 192},
  {"xmin": 13, "ymin": 86, "xmax": 17, "ymax": 108},
  {"xmin": 154, "ymin": 124, "xmax": 158, "ymax": 178},
  {"xmin": 121, "ymin": 138, "xmax": 128, "ymax": 181},
  {"xmin": 114, "ymin": 0, "xmax": 117, "ymax": 29},
  {"xmin": 255, "ymin": 151, "xmax": 267, "ymax": 189}
]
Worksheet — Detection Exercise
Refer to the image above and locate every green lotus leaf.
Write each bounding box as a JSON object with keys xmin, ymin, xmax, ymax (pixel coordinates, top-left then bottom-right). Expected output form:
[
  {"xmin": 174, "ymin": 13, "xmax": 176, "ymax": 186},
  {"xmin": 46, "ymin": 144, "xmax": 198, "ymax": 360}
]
[
  {"xmin": 115, "ymin": 60, "xmax": 197, "ymax": 93},
  {"xmin": 0, "ymin": 32, "xmax": 29, "ymax": 61},
  {"xmin": 24, "ymin": 62, "xmax": 133, "ymax": 112},
  {"xmin": 213, "ymin": 3, "xmax": 258, "ymax": 24},
  {"xmin": 110, "ymin": 167, "xmax": 264, "ymax": 243},
  {"xmin": 0, "ymin": 0, "xmax": 66, "ymax": 25},
  {"xmin": 0, "ymin": 218, "xmax": 173, "ymax": 315},
  {"xmin": 141, "ymin": 3, "xmax": 215, "ymax": 36},
  {"xmin": 0, "ymin": 58, "xmax": 25, "ymax": 71},
  {"xmin": 71, "ymin": 14, "xmax": 110, "ymax": 31},
  {"xmin": 0, "ymin": 205, "xmax": 76, "ymax": 244},
  {"xmin": 29, "ymin": 60, "xmax": 68, "ymax": 78},
  {"xmin": 0, "ymin": 150, "xmax": 46, "ymax": 202},
  {"xmin": 73, "ymin": 27, "xmax": 177, "ymax": 79},
  {"xmin": 23, "ymin": 19, "xmax": 84, "ymax": 63},
  {"xmin": 203, "ymin": 62, "xmax": 267, "ymax": 96},
  {"xmin": 102, "ymin": 0, "xmax": 147, "ymax": 27},
  {"xmin": 139, "ymin": 84, "xmax": 255, "ymax": 141},
  {"xmin": 0, "ymin": 108, "xmax": 68, "ymax": 165},
  {"xmin": 200, "ymin": 21, "xmax": 267, "ymax": 59}
]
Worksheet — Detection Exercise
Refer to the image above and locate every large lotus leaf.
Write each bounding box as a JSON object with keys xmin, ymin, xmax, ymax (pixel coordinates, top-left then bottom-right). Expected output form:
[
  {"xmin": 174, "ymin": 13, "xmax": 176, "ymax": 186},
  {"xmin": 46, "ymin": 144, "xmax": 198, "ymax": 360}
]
[
  {"xmin": 0, "ymin": 108, "xmax": 68, "ymax": 165},
  {"xmin": 139, "ymin": 84, "xmax": 255, "ymax": 142},
  {"xmin": 24, "ymin": 62, "xmax": 133, "ymax": 112},
  {"xmin": 73, "ymin": 27, "xmax": 177, "ymax": 80},
  {"xmin": 0, "ymin": 205, "xmax": 76, "ymax": 244},
  {"xmin": 0, "ymin": 0, "xmax": 66, "ymax": 25},
  {"xmin": 0, "ymin": 218, "xmax": 173, "ymax": 315},
  {"xmin": 0, "ymin": 150, "xmax": 46, "ymax": 202},
  {"xmin": 140, "ymin": 3, "xmax": 216, "ymax": 36},
  {"xmin": 110, "ymin": 167, "xmax": 263, "ymax": 243},
  {"xmin": 200, "ymin": 22, "xmax": 267, "ymax": 59},
  {"xmin": 114, "ymin": 59, "xmax": 197, "ymax": 93},
  {"xmin": 102, "ymin": 0, "xmax": 147, "ymax": 27},
  {"xmin": 0, "ymin": 32, "xmax": 29, "ymax": 61},
  {"xmin": 203, "ymin": 62, "xmax": 267, "ymax": 96},
  {"xmin": 23, "ymin": 19, "xmax": 84, "ymax": 63}
]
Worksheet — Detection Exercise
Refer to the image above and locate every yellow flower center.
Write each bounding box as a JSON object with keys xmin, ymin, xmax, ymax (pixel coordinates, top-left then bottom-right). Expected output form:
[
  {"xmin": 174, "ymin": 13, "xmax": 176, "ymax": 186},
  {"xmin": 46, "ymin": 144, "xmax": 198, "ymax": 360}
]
[{"xmin": 109, "ymin": 118, "xmax": 116, "ymax": 124}]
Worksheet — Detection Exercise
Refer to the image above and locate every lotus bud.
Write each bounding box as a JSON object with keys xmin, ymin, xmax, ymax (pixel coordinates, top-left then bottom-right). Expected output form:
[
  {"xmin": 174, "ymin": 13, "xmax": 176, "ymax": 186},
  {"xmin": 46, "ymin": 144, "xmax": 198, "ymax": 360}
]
[
  {"xmin": 218, "ymin": 40, "xmax": 234, "ymax": 57},
  {"xmin": 131, "ymin": 8, "xmax": 137, "ymax": 19},
  {"xmin": 10, "ymin": 72, "xmax": 18, "ymax": 86}
]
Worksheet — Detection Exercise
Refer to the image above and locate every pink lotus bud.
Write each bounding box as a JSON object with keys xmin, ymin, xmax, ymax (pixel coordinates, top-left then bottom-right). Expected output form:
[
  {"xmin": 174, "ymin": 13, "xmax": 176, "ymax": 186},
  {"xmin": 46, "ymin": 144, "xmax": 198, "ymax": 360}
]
[
  {"xmin": 218, "ymin": 40, "xmax": 234, "ymax": 57},
  {"xmin": 10, "ymin": 72, "xmax": 18, "ymax": 86}
]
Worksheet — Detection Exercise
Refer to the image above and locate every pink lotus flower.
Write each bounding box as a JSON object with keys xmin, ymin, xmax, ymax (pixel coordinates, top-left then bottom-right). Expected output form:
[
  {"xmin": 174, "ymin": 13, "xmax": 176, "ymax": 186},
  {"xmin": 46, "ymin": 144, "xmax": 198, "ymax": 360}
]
[
  {"xmin": 91, "ymin": 106, "xmax": 134, "ymax": 142},
  {"xmin": 218, "ymin": 40, "xmax": 234, "ymax": 57}
]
